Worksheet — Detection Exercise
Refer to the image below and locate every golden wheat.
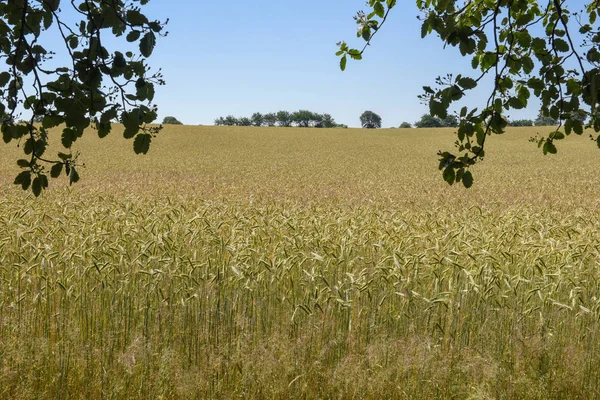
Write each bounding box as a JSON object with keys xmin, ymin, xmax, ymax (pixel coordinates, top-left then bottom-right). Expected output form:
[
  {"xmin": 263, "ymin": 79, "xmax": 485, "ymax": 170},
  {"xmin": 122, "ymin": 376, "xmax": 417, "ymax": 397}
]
[{"xmin": 1, "ymin": 125, "xmax": 599, "ymax": 399}]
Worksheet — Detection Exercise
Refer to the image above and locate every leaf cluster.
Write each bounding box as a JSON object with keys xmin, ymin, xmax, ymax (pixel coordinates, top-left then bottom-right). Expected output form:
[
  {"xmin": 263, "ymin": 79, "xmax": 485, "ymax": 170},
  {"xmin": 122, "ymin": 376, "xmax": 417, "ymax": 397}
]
[
  {"xmin": 1, "ymin": 0, "xmax": 166, "ymax": 195},
  {"xmin": 340, "ymin": 0, "xmax": 600, "ymax": 187}
]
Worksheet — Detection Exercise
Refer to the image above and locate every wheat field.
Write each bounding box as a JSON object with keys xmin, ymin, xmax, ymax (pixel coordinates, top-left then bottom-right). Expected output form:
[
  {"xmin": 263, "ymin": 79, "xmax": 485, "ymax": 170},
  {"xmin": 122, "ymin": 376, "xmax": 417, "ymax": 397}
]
[{"xmin": 1, "ymin": 125, "xmax": 600, "ymax": 399}]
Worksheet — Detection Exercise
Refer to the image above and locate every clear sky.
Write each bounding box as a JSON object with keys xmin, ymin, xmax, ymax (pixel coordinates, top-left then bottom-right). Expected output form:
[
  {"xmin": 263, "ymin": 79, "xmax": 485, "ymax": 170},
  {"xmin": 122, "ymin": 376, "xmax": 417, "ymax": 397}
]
[{"xmin": 135, "ymin": 1, "xmax": 556, "ymax": 127}]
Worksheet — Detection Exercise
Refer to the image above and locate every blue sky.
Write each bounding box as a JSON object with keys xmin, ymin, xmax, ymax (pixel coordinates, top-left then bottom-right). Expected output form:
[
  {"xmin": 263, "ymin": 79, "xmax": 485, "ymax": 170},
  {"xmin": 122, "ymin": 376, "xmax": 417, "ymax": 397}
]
[{"xmin": 127, "ymin": 1, "xmax": 553, "ymax": 127}]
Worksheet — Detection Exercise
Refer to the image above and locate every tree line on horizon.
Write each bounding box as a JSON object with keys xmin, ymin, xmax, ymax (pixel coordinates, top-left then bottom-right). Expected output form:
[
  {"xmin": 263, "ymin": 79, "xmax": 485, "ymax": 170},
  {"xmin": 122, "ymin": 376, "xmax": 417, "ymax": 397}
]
[
  {"xmin": 399, "ymin": 113, "xmax": 586, "ymax": 128},
  {"xmin": 214, "ymin": 111, "xmax": 348, "ymax": 128}
]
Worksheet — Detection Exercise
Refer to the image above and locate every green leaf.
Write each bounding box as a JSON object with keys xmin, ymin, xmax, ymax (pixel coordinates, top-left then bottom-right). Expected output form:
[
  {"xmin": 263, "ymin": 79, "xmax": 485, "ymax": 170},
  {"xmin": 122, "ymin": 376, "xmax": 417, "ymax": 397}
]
[
  {"xmin": 40, "ymin": 174, "xmax": 48, "ymax": 189},
  {"xmin": 133, "ymin": 133, "xmax": 152, "ymax": 154},
  {"xmin": 45, "ymin": 0, "xmax": 60, "ymax": 11},
  {"xmin": 457, "ymin": 77, "xmax": 477, "ymax": 90},
  {"xmin": 139, "ymin": 32, "xmax": 156, "ymax": 57},
  {"xmin": 543, "ymin": 141, "xmax": 557, "ymax": 155},
  {"xmin": 550, "ymin": 131, "xmax": 565, "ymax": 140},
  {"xmin": 32, "ymin": 177, "xmax": 42, "ymax": 197},
  {"xmin": 140, "ymin": 108, "xmax": 157, "ymax": 124},
  {"xmin": 564, "ymin": 119, "xmax": 573, "ymax": 135},
  {"xmin": 573, "ymin": 119, "xmax": 584, "ymax": 135},
  {"xmin": 421, "ymin": 21, "xmax": 430, "ymax": 38},
  {"xmin": 58, "ymin": 152, "xmax": 72, "ymax": 161},
  {"xmin": 508, "ymin": 97, "xmax": 525, "ymax": 109},
  {"xmin": 42, "ymin": 115, "xmax": 64, "ymax": 129},
  {"xmin": 532, "ymin": 37, "xmax": 546, "ymax": 51},
  {"xmin": 122, "ymin": 109, "xmax": 141, "ymax": 139},
  {"xmin": 553, "ymin": 38, "xmax": 569, "ymax": 52},
  {"xmin": 24, "ymin": 138, "xmax": 34, "ymax": 155},
  {"xmin": 97, "ymin": 122, "xmax": 111, "ymax": 138},
  {"xmin": 340, "ymin": 55, "xmax": 347, "ymax": 71},
  {"xmin": 69, "ymin": 167, "xmax": 80, "ymax": 185},
  {"xmin": 43, "ymin": 12, "xmax": 53, "ymax": 30},
  {"xmin": 14, "ymin": 171, "xmax": 32, "ymax": 190},
  {"xmin": 69, "ymin": 35, "xmax": 78, "ymax": 49},
  {"xmin": 126, "ymin": 10, "xmax": 148, "ymax": 26},
  {"xmin": 348, "ymin": 50, "xmax": 362, "ymax": 60},
  {"xmin": 459, "ymin": 39, "xmax": 476, "ymax": 56},
  {"xmin": 17, "ymin": 159, "xmax": 30, "ymax": 168},
  {"xmin": 148, "ymin": 22, "xmax": 162, "ymax": 33},
  {"xmin": 61, "ymin": 127, "xmax": 76, "ymax": 148},
  {"xmin": 462, "ymin": 171, "xmax": 473, "ymax": 188},
  {"xmin": 443, "ymin": 167, "xmax": 456, "ymax": 185},
  {"xmin": 430, "ymin": 100, "xmax": 447, "ymax": 119},
  {"xmin": 33, "ymin": 139, "xmax": 47, "ymax": 156},
  {"xmin": 522, "ymin": 56, "xmax": 534, "ymax": 74},
  {"xmin": 126, "ymin": 30, "xmax": 141, "ymax": 42},
  {"xmin": 50, "ymin": 163, "xmax": 63, "ymax": 178},
  {"xmin": 374, "ymin": 2, "xmax": 385, "ymax": 18},
  {"xmin": 361, "ymin": 26, "xmax": 371, "ymax": 41},
  {"xmin": 0, "ymin": 72, "xmax": 10, "ymax": 87},
  {"xmin": 101, "ymin": 108, "xmax": 118, "ymax": 123}
]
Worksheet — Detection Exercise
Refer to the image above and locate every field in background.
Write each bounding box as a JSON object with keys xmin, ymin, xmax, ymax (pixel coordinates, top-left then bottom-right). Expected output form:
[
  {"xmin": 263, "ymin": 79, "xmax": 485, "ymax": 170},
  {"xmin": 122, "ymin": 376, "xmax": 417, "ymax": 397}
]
[{"xmin": 1, "ymin": 126, "xmax": 600, "ymax": 399}]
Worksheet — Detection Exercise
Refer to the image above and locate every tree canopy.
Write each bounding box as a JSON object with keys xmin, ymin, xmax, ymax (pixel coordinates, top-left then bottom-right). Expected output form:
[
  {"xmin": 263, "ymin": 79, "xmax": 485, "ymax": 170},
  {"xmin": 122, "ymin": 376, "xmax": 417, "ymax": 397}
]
[
  {"xmin": 414, "ymin": 114, "xmax": 460, "ymax": 128},
  {"xmin": 360, "ymin": 110, "xmax": 382, "ymax": 128},
  {"xmin": 338, "ymin": 0, "xmax": 600, "ymax": 188},
  {"xmin": 1, "ymin": 0, "xmax": 166, "ymax": 195},
  {"xmin": 509, "ymin": 119, "xmax": 534, "ymax": 127},
  {"xmin": 534, "ymin": 114, "xmax": 559, "ymax": 126},
  {"xmin": 214, "ymin": 110, "xmax": 342, "ymax": 128},
  {"xmin": 162, "ymin": 116, "xmax": 182, "ymax": 125}
]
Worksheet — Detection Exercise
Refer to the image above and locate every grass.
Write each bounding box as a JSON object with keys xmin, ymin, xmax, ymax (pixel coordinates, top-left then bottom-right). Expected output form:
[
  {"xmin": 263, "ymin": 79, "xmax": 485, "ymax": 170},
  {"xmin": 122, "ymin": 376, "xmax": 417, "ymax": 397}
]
[{"xmin": 1, "ymin": 125, "xmax": 600, "ymax": 399}]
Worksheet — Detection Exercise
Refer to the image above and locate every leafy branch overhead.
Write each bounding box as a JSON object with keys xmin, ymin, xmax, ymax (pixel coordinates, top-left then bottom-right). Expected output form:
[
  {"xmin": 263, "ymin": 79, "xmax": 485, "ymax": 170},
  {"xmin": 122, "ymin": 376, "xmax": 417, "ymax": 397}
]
[
  {"xmin": 338, "ymin": 0, "xmax": 600, "ymax": 188},
  {"xmin": 1, "ymin": 0, "xmax": 166, "ymax": 196}
]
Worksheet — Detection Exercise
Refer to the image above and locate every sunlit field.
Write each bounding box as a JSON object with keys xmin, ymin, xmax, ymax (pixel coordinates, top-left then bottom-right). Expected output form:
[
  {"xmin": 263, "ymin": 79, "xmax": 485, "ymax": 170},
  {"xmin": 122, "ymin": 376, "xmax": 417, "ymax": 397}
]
[{"xmin": 2, "ymin": 125, "xmax": 600, "ymax": 399}]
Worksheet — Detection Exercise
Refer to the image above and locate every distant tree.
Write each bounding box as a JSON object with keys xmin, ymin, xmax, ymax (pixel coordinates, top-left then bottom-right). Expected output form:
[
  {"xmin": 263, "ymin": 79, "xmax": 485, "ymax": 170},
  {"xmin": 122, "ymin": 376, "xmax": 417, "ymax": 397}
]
[
  {"xmin": 215, "ymin": 111, "xmax": 340, "ymax": 129},
  {"xmin": 251, "ymin": 112, "xmax": 264, "ymax": 127},
  {"xmin": 399, "ymin": 122, "xmax": 412, "ymax": 128},
  {"xmin": 276, "ymin": 111, "xmax": 292, "ymax": 127},
  {"xmin": 414, "ymin": 114, "xmax": 443, "ymax": 128},
  {"xmin": 360, "ymin": 111, "xmax": 382, "ymax": 129},
  {"xmin": 162, "ymin": 116, "xmax": 183, "ymax": 125},
  {"xmin": 322, "ymin": 114, "xmax": 337, "ymax": 128},
  {"xmin": 570, "ymin": 112, "xmax": 587, "ymax": 124},
  {"xmin": 534, "ymin": 114, "xmax": 559, "ymax": 126},
  {"xmin": 312, "ymin": 113, "xmax": 325, "ymax": 128},
  {"xmin": 509, "ymin": 119, "xmax": 534, "ymax": 127},
  {"xmin": 441, "ymin": 115, "xmax": 459, "ymax": 128},
  {"xmin": 237, "ymin": 117, "xmax": 252, "ymax": 126},
  {"xmin": 264, "ymin": 113, "xmax": 278, "ymax": 127},
  {"xmin": 291, "ymin": 110, "xmax": 315, "ymax": 127},
  {"xmin": 223, "ymin": 115, "xmax": 238, "ymax": 126}
]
